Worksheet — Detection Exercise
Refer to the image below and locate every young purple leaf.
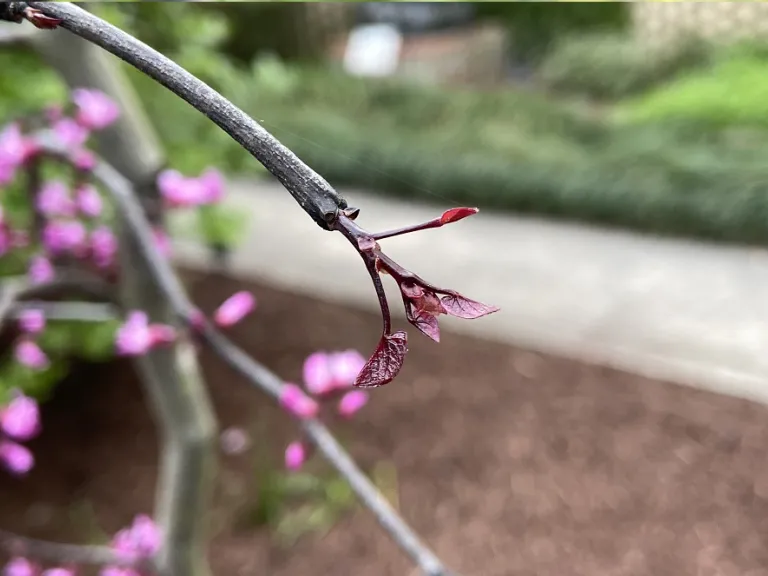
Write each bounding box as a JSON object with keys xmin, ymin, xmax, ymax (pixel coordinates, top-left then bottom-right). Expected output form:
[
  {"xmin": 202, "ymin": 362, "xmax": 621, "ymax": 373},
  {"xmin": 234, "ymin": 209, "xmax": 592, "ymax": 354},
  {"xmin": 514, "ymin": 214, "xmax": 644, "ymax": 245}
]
[
  {"xmin": 355, "ymin": 331, "xmax": 408, "ymax": 388},
  {"xmin": 440, "ymin": 293, "xmax": 499, "ymax": 319},
  {"xmin": 0, "ymin": 391, "xmax": 41, "ymax": 441},
  {"xmin": 440, "ymin": 206, "xmax": 478, "ymax": 224},
  {"xmin": 410, "ymin": 310, "xmax": 440, "ymax": 343},
  {"xmin": 0, "ymin": 441, "xmax": 34, "ymax": 475},
  {"xmin": 22, "ymin": 7, "xmax": 62, "ymax": 29}
]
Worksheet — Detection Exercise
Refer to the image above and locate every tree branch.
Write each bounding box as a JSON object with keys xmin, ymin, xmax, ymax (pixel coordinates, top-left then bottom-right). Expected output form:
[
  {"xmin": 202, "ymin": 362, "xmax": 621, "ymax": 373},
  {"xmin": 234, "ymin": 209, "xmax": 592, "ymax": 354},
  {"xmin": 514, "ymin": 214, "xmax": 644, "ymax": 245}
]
[
  {"xmin": 24, "ymin": 0, "xmax": 348, "ymax": 230},
  {"xmin": 32, "ymin": 137, "xmax": 456, "ymax": 576},
  {"xmin": 0, "ymin": 528, "xmax": 147, "ymax": 569}
]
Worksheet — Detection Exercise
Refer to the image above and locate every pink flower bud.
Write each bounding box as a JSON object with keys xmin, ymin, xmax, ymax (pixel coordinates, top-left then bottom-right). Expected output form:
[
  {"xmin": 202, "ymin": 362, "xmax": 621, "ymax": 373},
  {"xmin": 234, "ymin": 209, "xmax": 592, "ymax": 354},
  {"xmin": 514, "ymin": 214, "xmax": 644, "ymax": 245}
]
[
  {"xmin": 0, "ymin": 123, "xmax": 27, "ymax": 170},
  {"xmin": 128, "ymin": 514, "xmax": 162, "ymax": 557},
  {"xmin": 42, "ymin": 569, "xmax": 75, "ymax": 576},
  {"xmin": 157, "ymin": 168, "xmax": 224, "ymax": 207},
  {"xmin": 328, "ymin": 350, "xmax": 366, "ymax": 389},
  {"xmin": 19, "ymin": 310, "xmax": 45, "ymax": 335},
  {"xmin": 302, "ymin": 352, "xmax": 334, "ymax": 395},
  {"xmin": 213, "ymin": 291, "xmax": 255, "ymax": 327},
  {"xmin": 53, "ymin": 117, "xmax": 89, "ymax": 148},
  {"xmin": 75, "ymin": 183, "xmax": 103, "ymax": 218},
  {"xmin": 28, "ymin": 255, "xmax": 54, "ymax": 285},
  {"xmin": 0, "ymin": 441, "xmax": 34, "ymax": 475},
  {"xmin": 3, "ymin": 557, "xmax": 36, "ymax": 576},
  {"xmin": 72, "ymin": 149, "xmax": 96, "ymax": 171},
  {"xmin": 90, "ymin": 226, "xmax": 118, "ymax": 268},
  {"xmin": 36, "ymin": 181, "xmax": 75, "ymax": 218},
  {"xmin": 279, "ymin": 384, "xmax": 319, "ymax": 420},
  {"xmin": 284, "ymin": 441, "xmax": 306, "ymax": 471},
  {"xmin": 199, "ymin": 168, "xmax": 225, "ymax": 204},
  {"xmin": 0, "ymin": 391, "xmax": 40, "ymax": 441},
  {"xmin": 148, "ymin": 324, "xmax": 176, "ymax": 347},
  {"xmin": 14, "ymin": 340, "xmax": 49, "ymax": 370},
  {"xmin": 42, "ymin": 220, "xmax": 87, "ymax": 255},
  {"xmin": 337, "ymin": 390, "xmax": 368, "ymax": 418},
  {"xmin": 115, "ymin": 311, "xmax": 152, "ymax": 356},
  {"xmin": 72, "ymin": 88, "xmax": 120, "ymax": 130}
]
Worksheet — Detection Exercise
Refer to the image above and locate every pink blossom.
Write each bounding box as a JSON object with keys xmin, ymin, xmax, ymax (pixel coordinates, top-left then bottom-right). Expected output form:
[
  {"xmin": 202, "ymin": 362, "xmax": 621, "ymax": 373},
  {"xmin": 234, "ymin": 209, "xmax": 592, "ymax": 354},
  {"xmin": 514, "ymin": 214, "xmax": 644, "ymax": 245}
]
[
  {"xmin": 157, "ymin": 168, "xmax": 225, "ymax": 208},
  {"xmin": 19, "ymin": 309, "xmax": 45, "ymax": 335},
  {"xmin": 101, "ymin": 568, "xmax": 140, "ymax": 576},
  {"xmin": 152, "ymin": 228, "xmax": 172, "ymax": 258},
  {"xmin": 72, "ymin": 88, "xmax": 120, "ymax": 130},
  {"xmin": 213, "ymin": 291, "xmax": 255, "ymax": 327},
  {"xmin": 302, "ymin": 350, "xmax": 366, "ymax": 395},
  {"xmin": 72, "ymin": 149, "xmax": 96, "ymax": 171},
  {"xmin": 42, "ymin": 569, "xmax": 75, "ymax": 576},
  {"xmin": 42, "ymin": 220, "xmax": 87, "ymax": 255},
  {"xmin": 28, "ymin": 255, "xmax": 54, "ymax": 285},
  {"xmin": 115, "ymin": 311, "xmax": 176, "ymax": 356},
  {"xmin": 0, "ymin": 441, "xmax": 34, "ymax": 475},
  {"xmin": 75, "ymin": 183, "xmax": 102, "ymax": 217},
  {"xmin": 1, "ymin": 391, "xmax": 40, "ymax": 441},
  {"xmin": 53, "ymin": 117, "xmax": 89, "ymax": 148},
  {"xmin": 3, "ymin": 557, "xmax": 36, "ymax": 576},
  {"xmin": 284, "ymin": 441, "xmax": 306, "ymax": 471},
  {"xmin": 90, "ymin": 226, "xmax": 118, "ymax": 268},
  {"xmin": 279, "ymin": 384, "xmax": 319, "ymax": 420},
  {"xmin": 337, "ymin": 390, "xmax": 369, "ymax": 418},
  {"xmin": 0, "ymin": 123, "xmax": 32, "ymax": 170},
  {"xmin": 36, "ymin": 181, "xmax": 75, "ymax": 218},
  {"xmin": 15, "ymin": 340, "xmax": 49, "ymax": 370},
  {"xmin": 111, "ymin": 514, "xmax": 161, "ymax": 559}
]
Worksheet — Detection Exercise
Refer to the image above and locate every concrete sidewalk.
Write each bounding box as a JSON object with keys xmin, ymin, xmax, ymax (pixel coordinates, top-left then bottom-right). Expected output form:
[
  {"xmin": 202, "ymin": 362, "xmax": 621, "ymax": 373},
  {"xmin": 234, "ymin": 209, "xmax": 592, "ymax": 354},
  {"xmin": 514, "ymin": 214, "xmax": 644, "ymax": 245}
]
[{"xmin": 170, "ymin": 179, "xmax": 768, "ymax": 405}]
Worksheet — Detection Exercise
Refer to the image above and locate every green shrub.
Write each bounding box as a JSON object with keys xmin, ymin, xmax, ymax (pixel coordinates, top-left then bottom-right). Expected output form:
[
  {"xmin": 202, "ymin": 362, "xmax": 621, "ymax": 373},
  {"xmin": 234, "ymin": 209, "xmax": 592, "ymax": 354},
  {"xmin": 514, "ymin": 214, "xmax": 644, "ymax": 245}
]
[{"xmin": 540, "ymin": 33, "xmax": 710, "ymax": 100}]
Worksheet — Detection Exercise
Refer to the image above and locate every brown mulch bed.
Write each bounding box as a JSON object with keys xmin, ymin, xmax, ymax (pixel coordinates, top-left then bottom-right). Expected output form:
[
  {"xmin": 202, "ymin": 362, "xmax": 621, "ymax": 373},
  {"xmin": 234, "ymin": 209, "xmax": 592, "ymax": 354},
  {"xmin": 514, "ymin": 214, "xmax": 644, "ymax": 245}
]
[{"xmin": 2, "ymin": 270, "xmax": 768, "ymax": 576}]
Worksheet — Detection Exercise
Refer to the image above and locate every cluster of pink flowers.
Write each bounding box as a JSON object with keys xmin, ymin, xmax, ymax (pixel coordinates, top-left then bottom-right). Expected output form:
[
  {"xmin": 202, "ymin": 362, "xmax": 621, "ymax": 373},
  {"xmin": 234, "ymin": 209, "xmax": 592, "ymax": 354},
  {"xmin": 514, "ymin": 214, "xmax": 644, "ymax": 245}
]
[
  {"xmin": 280, "ymin": 350, "xmax": 368, "ymax": 471},
  {"xmin": 0, "ymin": 390, "xmax": 40, "ymax": 476},
  {"xmin": 3, "ymin": 514, "xmax": 161, "ymax": 576}
]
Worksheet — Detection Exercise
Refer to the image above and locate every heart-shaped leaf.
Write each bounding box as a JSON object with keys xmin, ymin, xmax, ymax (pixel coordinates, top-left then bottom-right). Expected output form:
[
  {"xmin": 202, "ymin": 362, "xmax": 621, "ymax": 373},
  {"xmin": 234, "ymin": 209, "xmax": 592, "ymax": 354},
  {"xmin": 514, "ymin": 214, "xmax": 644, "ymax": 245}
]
[
  {"xmin": 355, "ymin": 331, "xmax": 408, "ymax": 388},
  {"xmin": 440, "ymin": 293, "xmax": 499, "ymax": 319}
]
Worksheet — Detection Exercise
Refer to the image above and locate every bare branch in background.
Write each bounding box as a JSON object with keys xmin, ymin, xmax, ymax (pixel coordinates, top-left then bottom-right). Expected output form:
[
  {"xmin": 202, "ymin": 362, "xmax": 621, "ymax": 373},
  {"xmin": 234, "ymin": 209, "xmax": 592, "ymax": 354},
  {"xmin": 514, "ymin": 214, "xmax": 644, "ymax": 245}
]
[
  {"xmin": 0, "ymin": 528, "xmax": 147, "ymax": 569},
  {"xmin": 34, "ymin": 136, "xmax": 456, "ymax": 576},
  {"xmin": 25, "ymin": 0, "xmax": 348, "ymax": 230}
]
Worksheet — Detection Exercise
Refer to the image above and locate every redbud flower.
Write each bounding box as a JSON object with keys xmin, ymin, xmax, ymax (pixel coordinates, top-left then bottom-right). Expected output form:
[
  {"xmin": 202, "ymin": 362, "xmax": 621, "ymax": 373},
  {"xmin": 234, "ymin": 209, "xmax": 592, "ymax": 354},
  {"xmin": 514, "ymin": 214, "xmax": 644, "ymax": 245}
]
[
  {"xmin": 337, "ymin": 390, "xmax": 368, "ymax": 418},
  {"xmin": 111, "ymin": 514, "xmax": 162, "ymax": 559},
  {"xmin": 36, "ymin": 181, "xmax": 75, "ymax": 218},
  {"xmin": 1, "ymin": 391, "xmax": 40, "ymax": 441},
  {"xmin": 3, "ymin": 557, "xmax": 36, "ymax": 576},
  {"xmin": 73, "ymin": 149, "xmax": 96, "ymax": 171},
  {"xmin": 279, "ymin": 384, "xmax": 319, "ymax": 420},
  {"xmin": 53, "ymin": 117, "xmax": 89, "ymax": 148},
  {"xmin": 157, "ymin": 168, "xmax": 225, "ymax": 208},
  {"xmin": 101, "ymin": 568, "xmax": 140, "ymax": 576},
  {"xmin": 72, "ymin": 88, "xmax": 120, "ymax": 130},
  {"xmin": 42, "ymin": 220, "xmax": 87, "ymax": 255},
  {"xmin": 75, "ymin": 183, "xmax": 103, "ymax": 218},
  {"xmin": 15, "ymin": 340, "xmax": 49, "ymax": 370},
  {"xmin": 302, "ymin": 350, "xmax": 366, "ymax": 395},
  {"xmin": 0, "ymin": 123, "xmax": 33, "ymax": 185},
  {"xmin": 213, "ymin": 291, "xmax": 255, "ymax": 327},
  {"xmin": 90, "ymin": 226, "xmax": 118, "ymax": 268},
  {"xmin": 328, "ymin": 350, "xmax": 367, "ymax": 389},
  {"xmin": 198, "ymin": 168, "xmax": 225, "ymax": 204},
  {"xmin": 0, "ymin": 441, "xmax": 34, "ymax": 475},
  {"xmin": 115, "ymin": 311, "xmax": 176, "ymax": 356},
  {"xmin": 28, "ymin": 255, "xmax": 54, "ymax": 285},
  {"xmin": 284, "ymin": 441, "xmax": 306, "ymax": 471},
  {"xmin": 19, "ymin": 310, "xmax": 45, "ymax": 335},
  {"xmin": 42, "ymin": 569, "xmax": 75, "ymax": 576}
]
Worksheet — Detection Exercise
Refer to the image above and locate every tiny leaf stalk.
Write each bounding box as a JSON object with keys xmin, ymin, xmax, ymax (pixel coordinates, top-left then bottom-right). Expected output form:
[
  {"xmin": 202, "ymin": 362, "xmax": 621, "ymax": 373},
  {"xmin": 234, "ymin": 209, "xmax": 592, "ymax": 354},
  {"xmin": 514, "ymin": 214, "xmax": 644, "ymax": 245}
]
[{"xmin": 333, "ymin": 206, "xmax": 499, "ymax": 388}]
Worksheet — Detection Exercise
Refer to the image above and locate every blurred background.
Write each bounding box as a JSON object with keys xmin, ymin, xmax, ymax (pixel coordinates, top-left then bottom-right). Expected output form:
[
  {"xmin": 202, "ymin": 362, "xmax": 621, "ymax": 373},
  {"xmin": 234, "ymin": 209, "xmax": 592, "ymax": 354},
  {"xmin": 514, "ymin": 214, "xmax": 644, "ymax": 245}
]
[{"xmin": 3, "ymin": 3, "xmax": 768, "ymax": 576}]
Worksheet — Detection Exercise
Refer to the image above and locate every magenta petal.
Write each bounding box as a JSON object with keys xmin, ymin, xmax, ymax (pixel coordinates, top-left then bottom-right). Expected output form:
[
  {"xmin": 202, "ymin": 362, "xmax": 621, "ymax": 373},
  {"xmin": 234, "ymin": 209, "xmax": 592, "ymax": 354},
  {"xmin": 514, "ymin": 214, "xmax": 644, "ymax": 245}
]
[
  {"xmin": 199, "ymin": 168, "xmax": 225, "ymax": 204},
  {"xmin": 4, "ymin": 557, "xmax": 36, "ymax": 576},
  {"xmin": 36, "ymin": 180, "xmax": 74, "ymax": 218},
  {"xmin": 90, "ymin": 226, "xmax": 118, "ymax": 268},
  {"xmin": 42, "ymin": 569, "xmax": 75, "ymax": 576},
  {"xmin": 115, "ymin": 311, "xmax": 152, "ymax": 356},
  {"xmin": 355, "ymin": 331, "xmax": 408, "ymax": 388},
  {"xmin": 75, "ymin": 183, "xmax": 103, "ymax": 218},
  {"xmin": 28, "ymin": 255, "xmax": 54, "ymax": 285},
  {"xmin": 284, "ymin": 441, "xmax": 306, "ymax": 471},
  {"xmin": 53, "ymin": 117, "xmax": 90, "ymax": 148},
  {"xmin": 328, "ymin": 349, "xmax": 367, "ymax": 389},
  {"xmin": 72, "ymin": 88, "xmax": 120, "ymax": 130},
  {"xmin": 14, "ymin": 340, "xmax": 49, "ymax": 370},
  {"xmin": 279, "ymin": 384, "xmax": 319, "ymax": 420},
  {"xmin": 0, "ymin": 441, "xmax": 34, "ymax": 475},
  {"xmin": 337, "ymin": 390, "xmax": 368, "ymax": 417},
  {"xmin": 0, "ymin": 391, "xmax": 40, "ymax": 441},
  {"xmin": 302, "ymin": 352, "xmax": 333, "ymax": 395},
  {"xmin": 128, "ymin": 514, "xmax": 162, "ymax": 557},
  {"xmin": 213, "ymin": 291, "xmax": 255, "ymax": 327}
]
